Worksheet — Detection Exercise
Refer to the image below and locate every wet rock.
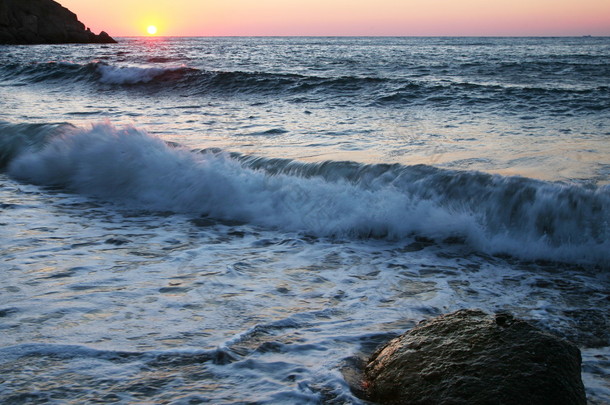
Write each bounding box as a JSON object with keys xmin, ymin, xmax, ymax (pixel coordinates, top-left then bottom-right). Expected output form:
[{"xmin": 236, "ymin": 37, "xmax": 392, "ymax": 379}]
[
  {"xmin": 0, "ymin": 0, "xmax": 116, "ymax": 44},
  {"xmin": 364, "ymin": 309, "xmax": 586, "ymax": 405}
]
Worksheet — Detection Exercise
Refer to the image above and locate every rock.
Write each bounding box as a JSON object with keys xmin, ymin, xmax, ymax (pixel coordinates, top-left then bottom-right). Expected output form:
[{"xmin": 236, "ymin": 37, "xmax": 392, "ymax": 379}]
[
  {"xmin": 96, "ymin": 31, "xmax": 114, "ymax": 43},
  {"xmin": 0, "ymin": 0, "xmax": 116, "ymax": 44},
  {"xmin": 364, "ymin": 309, "xmax": 586, "ymax": 405}
]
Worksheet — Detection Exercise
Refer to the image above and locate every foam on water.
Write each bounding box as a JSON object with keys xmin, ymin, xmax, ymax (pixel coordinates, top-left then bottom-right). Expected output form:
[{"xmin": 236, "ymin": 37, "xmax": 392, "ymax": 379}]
[
  {"xmin": 95, "ymin": 63, "xmax": 196, "ymax": 85},
  {"xmin": 5, "ymin": 122, "xmax": 609, "ymax": 266}
]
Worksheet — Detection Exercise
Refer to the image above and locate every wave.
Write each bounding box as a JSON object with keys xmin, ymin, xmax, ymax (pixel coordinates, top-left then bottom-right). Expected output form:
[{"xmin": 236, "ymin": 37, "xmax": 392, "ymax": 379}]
[
  {"xmin": 0, "ymin": 61, "xmax": 199, "ymax": 86},
  {"xmin": 374, "ymin": 82, "xmax": 610, "ymax": 112},
  {"xmin": 96, "ymin": 64, "xmax": 199, "ymax": 85},
  {"xmin": 457, "ymin": 60, "xmax": 610, "ymax": 80},
  {"xmin": 0, "ymin": 343, "xmax": 237, "ymax": 366},
  {"xmin": 2, "ymin": 121, "xmax": 608, "ymax": 266},
  {"xmin": 0, "ymin": 121, "xmax": 75, "ymax": 169},
  {"xmin": 0, "ymin": 61, "xmax": 96, "ymax": 84},
  {"xmin": 1, "ymin": 61, "xmax": 607, "ymax": 111},
  {"xmin": 0, "ymin": 60, "xmax": 385, "ymax": 90}
]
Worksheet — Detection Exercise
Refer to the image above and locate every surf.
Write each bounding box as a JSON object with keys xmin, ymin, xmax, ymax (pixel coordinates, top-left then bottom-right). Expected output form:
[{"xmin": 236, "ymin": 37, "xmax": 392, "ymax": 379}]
[{"xmin": 3, "ymin": 121, "xmax": 608, "ymax": 266}]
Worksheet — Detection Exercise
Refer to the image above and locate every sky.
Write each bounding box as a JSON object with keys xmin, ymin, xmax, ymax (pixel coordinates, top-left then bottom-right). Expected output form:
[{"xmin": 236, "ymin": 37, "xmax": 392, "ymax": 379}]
[{"xmin": 59, "ymin": 0, "xmax": 610, "ymax": 37}]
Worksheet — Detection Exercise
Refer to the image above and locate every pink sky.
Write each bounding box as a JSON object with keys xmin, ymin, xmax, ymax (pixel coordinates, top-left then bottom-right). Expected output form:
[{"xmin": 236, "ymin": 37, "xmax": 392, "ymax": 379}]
[{"xmin": 59, "ymin": 0, "xmax": 610, "ymax": 37}]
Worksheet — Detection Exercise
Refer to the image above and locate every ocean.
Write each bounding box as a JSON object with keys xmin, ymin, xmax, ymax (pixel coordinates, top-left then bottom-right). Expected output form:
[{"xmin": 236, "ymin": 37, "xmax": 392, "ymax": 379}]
[{"xmin": 0, "ymin": 36, "xmax": 609, "ymax": 403}]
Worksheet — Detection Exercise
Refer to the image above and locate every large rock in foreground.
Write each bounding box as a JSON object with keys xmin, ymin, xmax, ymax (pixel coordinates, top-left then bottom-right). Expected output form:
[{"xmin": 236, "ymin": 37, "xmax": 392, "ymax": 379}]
[
  {"xmin": 0, "ymin": 0, "xmax": 116, "ymax": 44},
  {"xmin": 364, "ymin": 309, "xmax": 586, "ymax": 405}
]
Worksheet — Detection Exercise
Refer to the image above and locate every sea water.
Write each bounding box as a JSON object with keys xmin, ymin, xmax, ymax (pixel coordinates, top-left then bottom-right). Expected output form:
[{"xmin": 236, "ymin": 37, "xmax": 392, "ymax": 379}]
[{"xmin": 0, "ymin": 37, "xmax": 609, "ymax": 403}]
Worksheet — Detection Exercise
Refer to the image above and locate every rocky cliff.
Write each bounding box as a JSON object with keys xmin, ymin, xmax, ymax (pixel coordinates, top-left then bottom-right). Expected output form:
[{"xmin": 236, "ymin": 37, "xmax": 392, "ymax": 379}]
[{"xmin": 0, "ymin": 0, "xmax": 116, "ymax": 44}]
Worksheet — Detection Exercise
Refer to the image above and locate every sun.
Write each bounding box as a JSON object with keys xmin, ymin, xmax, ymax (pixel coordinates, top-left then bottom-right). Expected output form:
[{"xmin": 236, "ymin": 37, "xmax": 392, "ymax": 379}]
[{"xmin": 147, "ymin": 25, "xmax": 158, "ymax": 35}]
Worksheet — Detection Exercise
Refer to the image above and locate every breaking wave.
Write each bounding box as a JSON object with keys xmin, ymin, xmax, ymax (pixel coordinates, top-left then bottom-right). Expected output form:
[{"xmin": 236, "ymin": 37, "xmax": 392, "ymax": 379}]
[{"xmin": 2, "ymin": 121, "xmax": 609, "ymax": 266}]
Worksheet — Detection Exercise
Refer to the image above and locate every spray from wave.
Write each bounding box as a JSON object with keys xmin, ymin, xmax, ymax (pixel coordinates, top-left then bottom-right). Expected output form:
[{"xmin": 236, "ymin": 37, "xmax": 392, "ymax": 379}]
[
  {"xmin": 95, "ymin": 63, "xmax": 198, "ymax": 85},
  {"xmin": 3, "ymin": 122, "xmax": 609, "ymax": 266}
]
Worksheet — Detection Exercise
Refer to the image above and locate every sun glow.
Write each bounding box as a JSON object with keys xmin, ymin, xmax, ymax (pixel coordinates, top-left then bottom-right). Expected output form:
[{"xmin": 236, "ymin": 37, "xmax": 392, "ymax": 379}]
[
  {"xmin": 146, "ymin": 25, "xmax": 157, "ymax": 35},
  {"xmin": 58, "ymin": 0, "xmax": 610, "ymax": 37}
]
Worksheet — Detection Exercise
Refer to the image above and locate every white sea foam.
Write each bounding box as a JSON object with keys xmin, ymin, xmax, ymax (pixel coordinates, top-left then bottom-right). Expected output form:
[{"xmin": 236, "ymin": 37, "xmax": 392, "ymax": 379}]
[
  {"xmin": 7, "ymin": 122, "xmax": 610, "ymax": 266},
  {"xmin": 96, "ymin": 64, "xmax": 179, "ymax": 85}
]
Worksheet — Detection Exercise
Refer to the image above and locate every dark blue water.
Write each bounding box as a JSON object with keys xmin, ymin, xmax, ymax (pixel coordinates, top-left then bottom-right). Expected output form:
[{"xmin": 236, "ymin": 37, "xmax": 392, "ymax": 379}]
[{"xmin": 1, "ymin": 37, "xmax": 609, "ymax": 404}]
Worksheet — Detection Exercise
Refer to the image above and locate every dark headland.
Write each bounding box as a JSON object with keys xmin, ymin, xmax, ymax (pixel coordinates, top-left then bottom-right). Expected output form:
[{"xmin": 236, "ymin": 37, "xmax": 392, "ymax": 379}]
[{"xmin": 0, "ymin": 0, "xmax": 116, "ymax": 44}]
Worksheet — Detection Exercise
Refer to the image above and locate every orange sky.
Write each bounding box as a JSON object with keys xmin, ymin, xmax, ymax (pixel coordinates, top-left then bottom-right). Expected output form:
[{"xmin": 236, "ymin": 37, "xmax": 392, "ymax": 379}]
[{"xmin": 59, "ymin": 0, "xmax": 610, "ymax": 37}]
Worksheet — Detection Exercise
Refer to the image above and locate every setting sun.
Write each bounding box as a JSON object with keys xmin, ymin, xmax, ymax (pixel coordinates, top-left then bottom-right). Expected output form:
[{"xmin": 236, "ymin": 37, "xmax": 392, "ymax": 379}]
[{"xmin": 146, "ymin": 25, "xmax": 157, "ymax": 35}]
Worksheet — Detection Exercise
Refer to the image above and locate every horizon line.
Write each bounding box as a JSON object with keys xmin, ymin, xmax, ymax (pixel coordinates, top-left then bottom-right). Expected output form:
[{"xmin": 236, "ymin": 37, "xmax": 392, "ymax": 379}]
[{"xmin": 115, "ymin": 34, "xmax": 608, "ymax": 38}]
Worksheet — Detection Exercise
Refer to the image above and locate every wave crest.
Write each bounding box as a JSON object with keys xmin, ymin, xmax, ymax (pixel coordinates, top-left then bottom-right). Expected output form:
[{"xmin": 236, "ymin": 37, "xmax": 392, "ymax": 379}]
[
  {"xmin": 4, "ymin": 122, "xmax": 609, "ymax": 266},
  {"xmin": 96, "ymin": 63, "xmax": 198, "ymax": 85}
]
